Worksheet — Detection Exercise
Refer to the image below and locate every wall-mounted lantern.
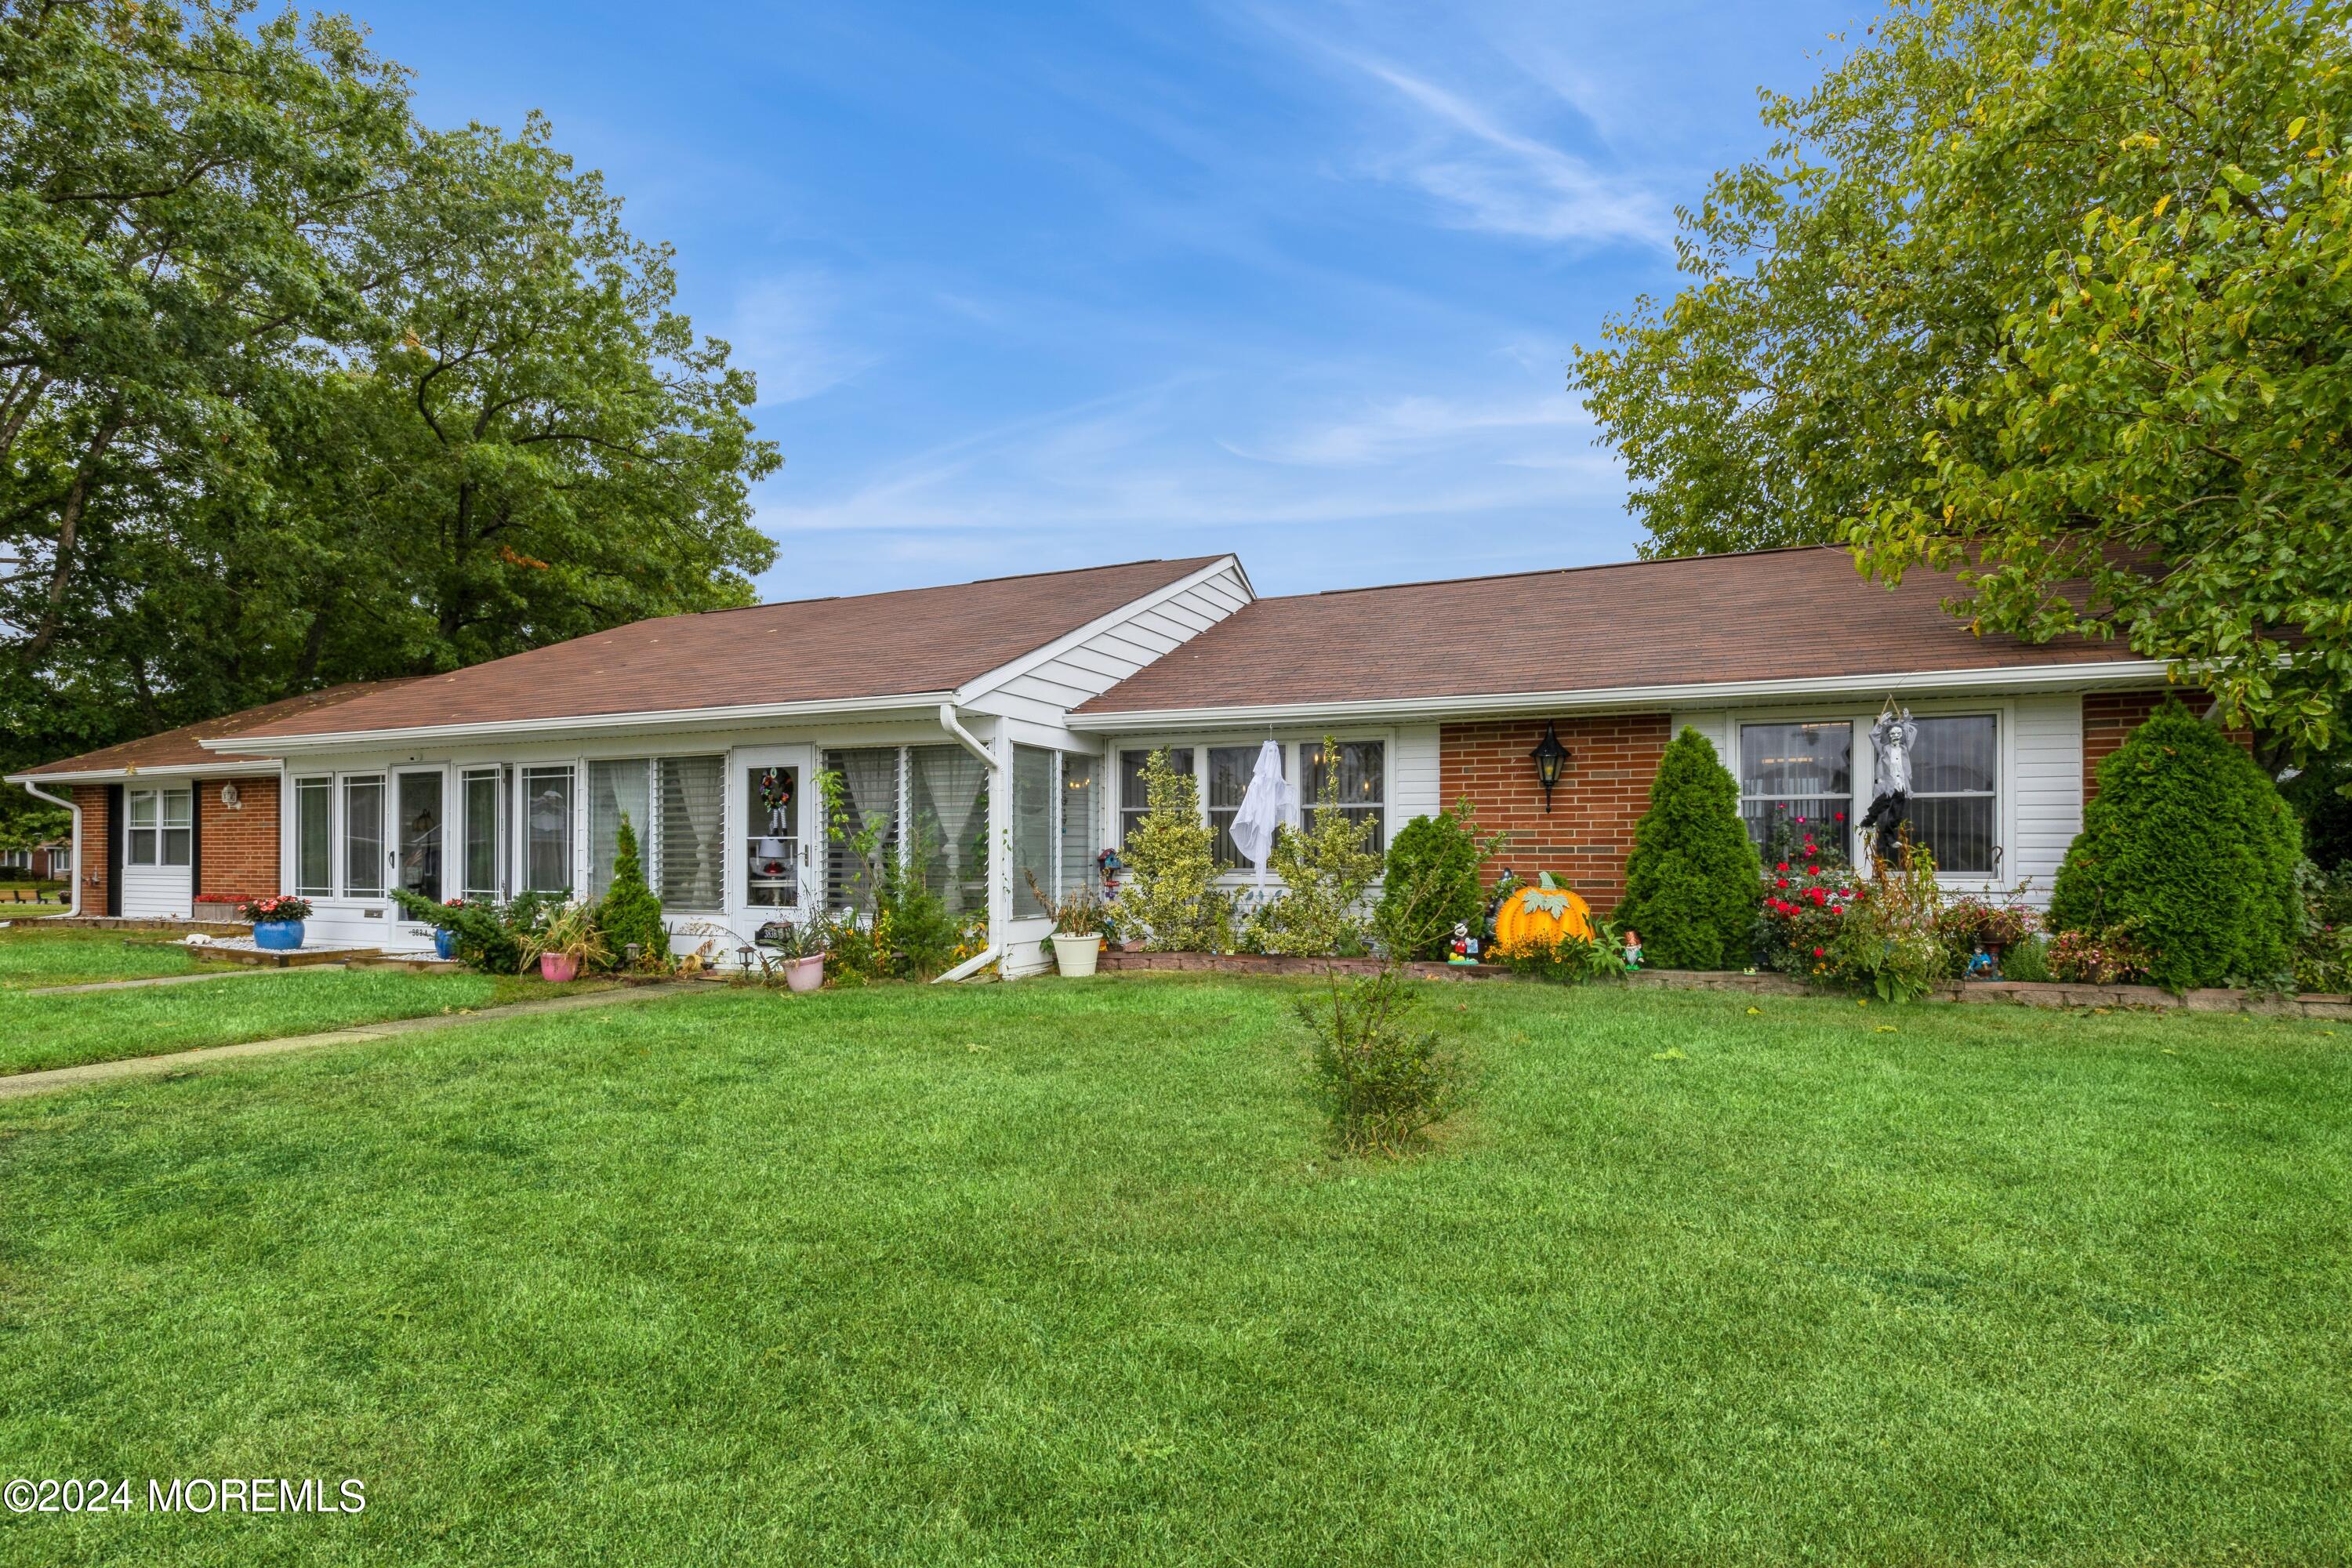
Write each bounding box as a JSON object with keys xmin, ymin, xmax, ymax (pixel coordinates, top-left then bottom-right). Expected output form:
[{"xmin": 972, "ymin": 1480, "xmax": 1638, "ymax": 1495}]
[{"xmin": 1528, "ymin": 721, "xmax": 1572, "ymax": 814}]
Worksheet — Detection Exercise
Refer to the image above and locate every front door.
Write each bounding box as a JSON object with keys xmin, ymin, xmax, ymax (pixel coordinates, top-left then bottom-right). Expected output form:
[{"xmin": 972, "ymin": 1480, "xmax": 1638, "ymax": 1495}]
[
  {"xmin": 736, "ymin": 746, "xmax": 812, "ymax": 931},
  {"xmin": 395, "ymin": 769, "xmax": 447, "ymax": 903}
]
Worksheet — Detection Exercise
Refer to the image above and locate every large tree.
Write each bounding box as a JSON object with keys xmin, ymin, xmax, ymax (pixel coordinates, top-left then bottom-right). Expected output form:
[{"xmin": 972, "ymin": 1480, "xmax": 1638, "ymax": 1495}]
[
  {"xmin": 1573, "ymin": 0, "xmax": 2352, "ymax": 760},
  {"xmin": 0, "ymin": 0, "xmax": 779, "ymax": 794}
]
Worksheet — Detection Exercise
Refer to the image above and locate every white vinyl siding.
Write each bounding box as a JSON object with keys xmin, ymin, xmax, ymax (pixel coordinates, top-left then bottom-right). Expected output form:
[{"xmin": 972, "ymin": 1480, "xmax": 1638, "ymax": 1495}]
[{"xmin": 975, "ymin": 563, "xmax": 1251, "ymax": 729}]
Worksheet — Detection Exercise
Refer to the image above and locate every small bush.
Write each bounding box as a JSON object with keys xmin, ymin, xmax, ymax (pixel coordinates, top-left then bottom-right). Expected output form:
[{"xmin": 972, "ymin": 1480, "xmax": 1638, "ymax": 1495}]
[
  {"xmin": 2049, "ymin": 702, "xmax": 2301, "ymax": 989},
  {"xmin": 1120, "ymin": 749, "xmax": 1227, "ymax": 952},
  {"xmin": 1255, "ymin": 741, "xmax": 1383, "ymax": 956},
  {"xmin": 1295, "ymin": 967, "xmax": 1467, "ymax": 1156},
  {"xmin": 392, "ymin": 887, "xmax": 556, "ymax": 974},
  {"xmin": 1492, "ymin": 924, "xmax": 1624, "ymax": 985},
  {"xmin": 877, "ymin": 833, "xmax": 959, "ymax": 979},
  {"xmin": 2293, "ymin": 862, "xmax": 2352, "ymax": 993},
  {"xmin": 2002, "ymin": 934, "xmax": 2053, "ymax": 983},
  {"xmin": 1615, "ymin": 728, "xmax": 1761, "ymax": 968},
  {"xmin": 596, "ymin": 815, "xmax": 669, "ymax": 967},
  {"xmin": 1752, "ymin": 815, "xmax": 1859, "ymax": 979},
  {"xmin": 2046, "ymin": 925, "xmax": 2150, "ymax": 986},
  {"xmin": 1827, "ymin": 833, "xmax": 1949, "ymax": 1003},
  {"xmin": 1376, "ymin": 802, "xmax": 1497, "ymax": 960}
]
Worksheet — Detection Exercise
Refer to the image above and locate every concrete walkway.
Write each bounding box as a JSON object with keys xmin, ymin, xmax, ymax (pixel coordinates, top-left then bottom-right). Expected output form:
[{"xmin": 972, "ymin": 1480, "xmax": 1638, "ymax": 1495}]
[{"xmin": 0, "ymin": 982, "xmax": 695, "ymax": 1101}]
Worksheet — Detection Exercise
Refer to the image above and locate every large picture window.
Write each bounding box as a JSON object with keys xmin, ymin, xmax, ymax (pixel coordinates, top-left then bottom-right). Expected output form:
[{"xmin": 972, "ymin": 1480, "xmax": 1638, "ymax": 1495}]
[
  {"xmin": 1060, "ymin": 755, "xmax": 1098, "ymax": 895},
  {"xmin": 1907, "ymin": 715, "xmax": 1998, "ymax": 876},
  {"xmin": 1012, "ymin": 746, "xmax": 1055, "ymax": 916},
  {"xmin": 460, "ymin": 768, "xmax": 504, "ymax": 902},
  {"xmin": 343, "ymin": 776, "xmax": 386, "ymax": 896},
  {"xmin": 521, "ymin": 766, "xmax": 573, "ymax": 895},
  {"xmin": 1206, "ymin": 745, "xmax": 1271, "ymax": 867},
  {"xmin": 913, "ymin": 744, "xmax": 990, "ymax": 916},
  {"xmin": 824, "ymin": 748, "xmax": 901, "ymax": 911},
  {"xmin": 1740, "ymin": 722, "xmax": 1853, "ymax": 858}
]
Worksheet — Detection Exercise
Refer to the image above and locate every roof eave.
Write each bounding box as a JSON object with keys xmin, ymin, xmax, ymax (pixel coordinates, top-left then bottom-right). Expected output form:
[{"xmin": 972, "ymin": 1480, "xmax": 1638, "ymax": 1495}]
[
  {"xmin": 1065, "ymin": 659, "xmax": 2176, "ymax": 731},
  {"xmin": 5, "ymin": 757, "xmax": 288, "ymax": 784},
  {"xmin": 199, "ymin": 689, "xmax": 962, "ymax": 753}
]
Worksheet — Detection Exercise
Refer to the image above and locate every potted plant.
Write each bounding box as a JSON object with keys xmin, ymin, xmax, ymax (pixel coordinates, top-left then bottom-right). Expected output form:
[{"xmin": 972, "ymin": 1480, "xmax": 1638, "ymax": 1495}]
[
  {"xmin": 431, "ymin": 897, "xmax": 466, "ymax": 960},
  {"xmin": 1026, "ymin": 871, "xmax": 1109, "ymax": 977},
  {"xmin": 521, "ymin": 899, "xmax": 608, "ymax": 982},
  {"xmin": 238, "ymin": 894, "xmax": 314, "ymax": 951},
  {"xmin": 755, "ymin": 917, "xmax": 828, "ymax": 993}
]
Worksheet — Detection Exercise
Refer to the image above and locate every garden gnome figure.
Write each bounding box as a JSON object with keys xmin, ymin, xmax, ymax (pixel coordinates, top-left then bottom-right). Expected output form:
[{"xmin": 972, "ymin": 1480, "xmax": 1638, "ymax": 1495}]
[
  {"xmin": 1621, "ymin": 928, "xmax": 1644, "ymax": 971},
  {"xmin": 1860, "ymin": 702, "xmax": 1919, "ymax": 862}
]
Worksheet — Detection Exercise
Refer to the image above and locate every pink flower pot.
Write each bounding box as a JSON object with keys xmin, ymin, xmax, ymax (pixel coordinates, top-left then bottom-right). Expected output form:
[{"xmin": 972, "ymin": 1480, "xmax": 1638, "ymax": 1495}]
[
  {"xmin": 783, "ymin": 954, "xmax": 826, "ymax": 993},
  {"xmin": 539, "ymin": 953, "xmax": 580, "ymax": 983}
]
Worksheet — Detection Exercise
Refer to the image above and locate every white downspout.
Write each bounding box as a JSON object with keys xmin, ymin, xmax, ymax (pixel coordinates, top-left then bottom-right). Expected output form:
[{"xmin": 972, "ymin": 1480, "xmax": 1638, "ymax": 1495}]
[
  {"xmin": 20, "ymin": 780, "xmax": 82, "ymax": 918},
  {"xmin": 932, "ymin": 702, "xmax": 1003, "ymax": 983}
]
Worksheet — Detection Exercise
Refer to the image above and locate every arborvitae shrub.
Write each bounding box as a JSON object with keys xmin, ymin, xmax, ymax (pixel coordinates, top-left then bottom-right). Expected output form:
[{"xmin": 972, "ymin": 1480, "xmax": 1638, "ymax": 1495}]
[
  {"xmin": 2048, "ymin": 701, "xmax": 2300, "ymax": 989},
  {"xmin": 1374, "ymin": 802, "xmax": 1492, "ymax": 960},
  {"xmin": 1613, "ymin": 728, "xmax": 1761, "ymax": 968},
  {"xmin": 596, "ymin": 815, "xmax": 669, "ymax": 967}
]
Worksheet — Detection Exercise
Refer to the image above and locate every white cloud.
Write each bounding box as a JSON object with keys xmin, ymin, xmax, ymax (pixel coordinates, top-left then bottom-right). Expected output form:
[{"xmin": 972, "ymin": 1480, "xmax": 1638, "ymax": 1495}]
[{"xmin": 726, "ymin": 269, "xmax": 881, "ymax": 406}]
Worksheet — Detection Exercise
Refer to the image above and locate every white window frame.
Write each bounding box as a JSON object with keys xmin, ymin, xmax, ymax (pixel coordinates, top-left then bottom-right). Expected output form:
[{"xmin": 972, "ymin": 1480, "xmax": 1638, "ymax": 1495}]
[
  {"xmin": 1732, "ymin": 701, "xmax": 2011, "ymax": 891},
  {"xmin": 1109, "ymin": 730, "xmax": 1396, "ymax": 886},
  {"xmin": 292, "ymin": 775, "xmax": 336, "ymax": 898}
]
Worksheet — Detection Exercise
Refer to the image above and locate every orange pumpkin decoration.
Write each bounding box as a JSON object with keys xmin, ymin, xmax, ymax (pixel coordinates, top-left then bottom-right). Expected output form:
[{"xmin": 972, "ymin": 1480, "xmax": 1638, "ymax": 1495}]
[{"xmin": 1493, "ymin": 873, "xmax": 1594, "ymax": 949}]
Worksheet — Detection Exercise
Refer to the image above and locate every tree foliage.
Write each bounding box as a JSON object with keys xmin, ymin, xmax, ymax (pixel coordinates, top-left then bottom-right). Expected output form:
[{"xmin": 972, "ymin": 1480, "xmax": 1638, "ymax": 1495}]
[
  {"xmin": 1573, "ymin": 0, "xmax": 2352, "ymax": 758},
  {"xmin": 1120, "ymin": 749, "xmax": 1227, "ymax": 953},
  {"xmin": 0, "ymin": 0, "xmax": 779, "ymax": 793},
  {"xmin": 1374, "ymin": 801, "xmax": 1498, "ymax": 960},
  {"xmin": 1613, "ymin": 728, "xmax": 1761, "ymax": 969},
  {"xmin": 2049, "ymin": 702, "xmax": 2302, "ymax": 989}
]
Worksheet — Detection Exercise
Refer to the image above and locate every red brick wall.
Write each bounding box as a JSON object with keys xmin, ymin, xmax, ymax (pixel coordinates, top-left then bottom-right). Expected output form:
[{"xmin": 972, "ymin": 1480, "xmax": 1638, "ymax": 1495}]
[
  {"xmin": 1438, "ymin": 714, "xmax": 1671, "ymax": 911},
  {"xmin": 71, "ymin": 784, "xmax": 108, "ymax": 914},
  {"xmin": 196, "ymin": 775, "xmax": 280, "ymax": 906},
  {"xmin": 2082, "ymin": 691, "xmax": 2254, "ymax": 800}
]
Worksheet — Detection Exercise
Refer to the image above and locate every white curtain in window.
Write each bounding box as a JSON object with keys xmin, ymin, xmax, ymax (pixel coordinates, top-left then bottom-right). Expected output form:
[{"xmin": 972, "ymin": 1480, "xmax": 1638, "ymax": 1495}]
[
  {"xmin": 588, "ymin": 760, "xmax": 651, "ymax": 902},
  {"xmin": 914, "ymin": 745, "xmax": 989, "ymax": 914},
  {"xmin": 656, "ymin": 756, "xmax": 725, "ymax": 909},
  {"xmin": 827, "ymin": 747, "xmax": 902, "ymax": 910}
]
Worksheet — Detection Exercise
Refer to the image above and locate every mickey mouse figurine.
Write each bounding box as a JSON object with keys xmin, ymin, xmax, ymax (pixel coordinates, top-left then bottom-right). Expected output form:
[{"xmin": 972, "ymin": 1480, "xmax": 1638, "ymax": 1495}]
[
  {"xmin": 1446, "ymin": 921, "xmax": 1479, "ymax": 965},
  {"xmin": 1621, "ymin": 928, "xmax": 1645, "ymax": 971}
]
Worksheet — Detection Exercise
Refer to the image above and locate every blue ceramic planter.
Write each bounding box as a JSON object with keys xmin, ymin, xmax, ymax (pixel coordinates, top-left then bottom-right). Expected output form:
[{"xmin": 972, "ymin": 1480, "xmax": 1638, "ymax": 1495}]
[
  {"xmin": 252, "ymin": 919, "xmax": 305, "ymax": 952},
  {"xmin": 434, "ymin": 928, "xmax": 459, "ymax": 960}
]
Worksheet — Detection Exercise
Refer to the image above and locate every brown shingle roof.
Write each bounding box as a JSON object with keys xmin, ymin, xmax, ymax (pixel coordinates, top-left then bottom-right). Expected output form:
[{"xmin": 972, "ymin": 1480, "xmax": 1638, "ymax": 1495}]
[
  {"xmin": 229, "ymin": 557, "xmax": 1225, "ymax": 742},
  {"xmin": 1076, "ymin": 546, "xmax": 2139, "ymax": 717},
  {"xmin": 13, "ymin": 681, "xmax": 412, "ymax": 778}
]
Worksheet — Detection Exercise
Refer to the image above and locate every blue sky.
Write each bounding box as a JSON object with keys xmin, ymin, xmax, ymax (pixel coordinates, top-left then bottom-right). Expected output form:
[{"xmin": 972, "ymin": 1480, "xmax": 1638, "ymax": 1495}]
[{"xmin": 361, "ymin": 0, "xmax": 1860, "ymax": 601}]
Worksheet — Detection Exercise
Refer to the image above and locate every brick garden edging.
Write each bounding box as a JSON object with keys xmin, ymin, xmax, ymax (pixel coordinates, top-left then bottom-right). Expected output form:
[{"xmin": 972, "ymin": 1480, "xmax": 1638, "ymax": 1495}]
[{"xmin": 1094, "ymin": 949, "xmax": 2352, "ymax": 1018}]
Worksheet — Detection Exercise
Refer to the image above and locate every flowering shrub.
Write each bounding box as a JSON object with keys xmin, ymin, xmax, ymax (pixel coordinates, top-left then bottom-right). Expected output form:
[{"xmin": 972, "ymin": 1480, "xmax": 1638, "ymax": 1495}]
[
  {"xmin": 2292, "ymin": 863, "xmax": 2352, "ymax": 993},
  {"xmin": 1751, "ymin": 814, "xmax": 1859, "ymax": 978},
  {"xmin": 1828, "ymin": 835, "xmax": 1949, "ymax": 1003},
  {"xmin": 2046, "ymin": 925, "xmax": 2151, "ymax": 986},
  {"xmin": 235, "ymin": 893, "xmax": 312, "ymax": 923},
  {"xmin": 1939, "ymin": 897, "xmax": 2035, "ymax": 953},
  {"xmin": 1491, "ymin": 924, "xmax": 1624, "ymax": 985}
]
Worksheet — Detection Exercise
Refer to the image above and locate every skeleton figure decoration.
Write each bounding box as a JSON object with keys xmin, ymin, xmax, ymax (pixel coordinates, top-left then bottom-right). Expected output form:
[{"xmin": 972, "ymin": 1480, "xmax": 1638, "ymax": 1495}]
[{"xmin": 1859, "ymin": 702, "xmax": 1919, "ymax": 862}]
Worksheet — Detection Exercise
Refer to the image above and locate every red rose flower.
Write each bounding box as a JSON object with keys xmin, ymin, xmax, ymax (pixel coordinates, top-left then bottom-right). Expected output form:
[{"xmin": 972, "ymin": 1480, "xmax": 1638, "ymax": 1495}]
[
  {"xmin": 1806, "ymin": 865, "xmax": 1820, "ymax": 876},
  {"xmin": 1813, "ymin": 946, "xmax": 1825, "ymax": 958},
  {"xmin": 1775, "ymin": 877, "xmax": 1789, "ymax": 889},
  {"xmin": 1776, "ymin": 862, "xmax": 1789, "ymax": 873}
]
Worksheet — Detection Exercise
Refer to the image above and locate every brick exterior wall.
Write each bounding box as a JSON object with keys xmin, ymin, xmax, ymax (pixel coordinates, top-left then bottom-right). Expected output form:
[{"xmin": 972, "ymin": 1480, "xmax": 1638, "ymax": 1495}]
[
  {"xmin": 1438, "ymin": 713, "xmax": 1672, "ymax": 911},
  {"xmin": 2082, "ymin": 691, "xmax": 2254, "ymax": 801},
  {"xmin": 196, "ymin": 775, "xmax": 280, "ymax": 906},
  {"xmin": 71, "ymin": 783, "xmax": 108, "ymax": 914}
]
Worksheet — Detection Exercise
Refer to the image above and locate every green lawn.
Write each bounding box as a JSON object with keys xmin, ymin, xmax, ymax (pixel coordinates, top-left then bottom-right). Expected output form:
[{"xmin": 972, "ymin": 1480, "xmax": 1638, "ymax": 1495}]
[
  {"xmin": 0, "ymin": 925, "xmax": 204, "ymax": 990},
  {"xmin": 0, "ymin": 967, "xmax": 542, "ymax": 1075},
  {"xmin": 0, "ymin": 978, "xmax": 2345, "ymax": 1564}
]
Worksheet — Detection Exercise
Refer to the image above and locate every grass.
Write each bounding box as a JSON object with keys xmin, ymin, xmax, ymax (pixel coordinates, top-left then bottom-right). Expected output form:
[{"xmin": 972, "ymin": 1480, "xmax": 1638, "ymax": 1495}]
[
  {"xmin": 0, "ymin": 977, "xmax": 2346, "ymax": 1564},
  {"xmin": 0, "ymin": 925, "xmax": 204, "ymax": 990},
  {"xmin": 0, "ymin": 966, "xmax": 569, "ymax": 1076}
]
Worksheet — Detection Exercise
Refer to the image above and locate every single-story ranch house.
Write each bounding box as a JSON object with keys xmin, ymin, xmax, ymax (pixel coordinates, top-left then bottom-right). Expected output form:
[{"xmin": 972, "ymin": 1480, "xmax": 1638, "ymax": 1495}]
[{"xmin": 8, "ymin": 546, "xmax": 2190, "ymax": 977}]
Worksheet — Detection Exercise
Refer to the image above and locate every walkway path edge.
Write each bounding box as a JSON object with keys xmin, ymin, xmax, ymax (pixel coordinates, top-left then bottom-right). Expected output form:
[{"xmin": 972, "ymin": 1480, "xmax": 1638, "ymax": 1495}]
[{"xmin": 0, "ymin": 982, "xmax": 695, "ymax": 1101}]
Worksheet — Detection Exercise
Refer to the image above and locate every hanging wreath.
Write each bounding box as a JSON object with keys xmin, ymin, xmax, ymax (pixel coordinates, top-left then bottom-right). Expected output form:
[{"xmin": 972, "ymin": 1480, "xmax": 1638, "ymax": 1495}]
[{"xmin": 757, "ymin": 768, "xmax": 793, "ymax": 815}]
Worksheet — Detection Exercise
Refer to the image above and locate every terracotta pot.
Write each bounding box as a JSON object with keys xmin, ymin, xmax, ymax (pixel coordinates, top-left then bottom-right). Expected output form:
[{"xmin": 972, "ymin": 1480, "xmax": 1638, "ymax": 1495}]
[
  {"xmin": 783, "ymin": 953, "xmax": 826, "ymax": 993},
  {"xmin": 539, "ymin": 953, "xmax": 580, "ymax": 983},
  {"xmin": 1051, "ymin": 933, "xmax": 1103, "ymax": 977}
]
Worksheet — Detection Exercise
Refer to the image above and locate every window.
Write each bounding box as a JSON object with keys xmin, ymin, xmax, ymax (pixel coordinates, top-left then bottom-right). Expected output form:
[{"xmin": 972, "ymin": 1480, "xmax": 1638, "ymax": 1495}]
[
  {"xmin": 588, "ymin": 759, "xmax": 652, "ymax": 902},
  {"xmin": 1060, "ymin": 754, "xmax": 1098, "ymax": 895},
  {"xmin": 656, "ymin": 755, "xmax": 725, "ymax": 910},
  {"xmin": 1206, "ymin": 745, "xmax": 1276, "ymax": 868},
  {"xmin": 295, "ymin": 777, "xmax": 334, "ymax": 896},
  {"xmin": 1012, "ymin": 746, "xmax": 1054, "ymax": 916},
  {"xmin": 1119, "ymin": 746, "xmax": 1193, "ymax": 848},
  {"xmin": 1304, "ymin": 739, "xmax": 1385, "ymax": 854},
  {"xmin": 125, "ymin": 789, "xmax": 158, "ymax": 866},
  {"xmin": 825, "ymin": 747, "xmax": 901, "ymax": 911},
  {"xmin": 396, "ymin": 772, "xmax": 445, "ymax": 901},
  {"xmin": 1740, "ymin": 722, "xmax": 1853, "ymax": 859},
  {"xmin": 913, "ymin": 744, "xmax": 989, "ymax": 916},
  {"xmin": 460, "ymin": 768, "xmax": 503, "ymax": 902},
  {"xmin": 745, "ymin": 761, "xmax": 800, "ymax": 909},
  {"xmin": 343, "ymin": 776, "xmax": 386, "ymax": 896},
  {"xmin": 521, "ymin": 766, "xmax": 573, "ymax": 895},
  {"xmin": 1907, "ymin": 715, "xmax": 1998, "ymax": 876}
]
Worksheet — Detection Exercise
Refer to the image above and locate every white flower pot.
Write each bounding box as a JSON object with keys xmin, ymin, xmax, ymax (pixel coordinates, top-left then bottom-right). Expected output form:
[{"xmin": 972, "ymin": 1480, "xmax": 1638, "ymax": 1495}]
[{"xmin": 1051, "ymin": 933, "xmax": 1102, "ymax": 977}]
